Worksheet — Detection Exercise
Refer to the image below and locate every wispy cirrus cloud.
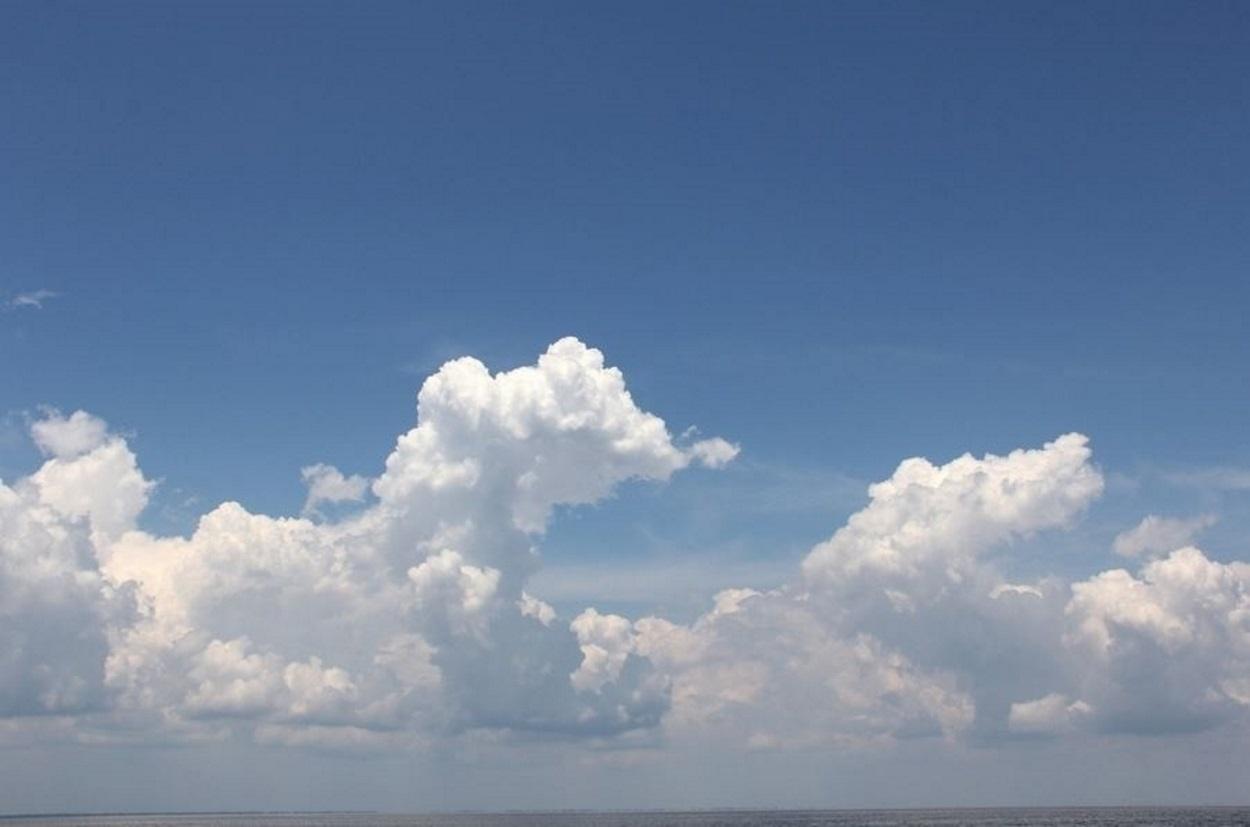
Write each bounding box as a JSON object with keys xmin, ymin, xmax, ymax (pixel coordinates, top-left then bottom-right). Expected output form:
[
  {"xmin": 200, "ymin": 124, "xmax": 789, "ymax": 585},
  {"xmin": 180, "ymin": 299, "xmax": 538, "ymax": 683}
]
[
  {"xmin": 6, "ymin": 289, "xmax": 59, "ymax": 310},
  {"xmin": 1161, "ymin": 466, "xmax": 1250, "ymax": 491}
]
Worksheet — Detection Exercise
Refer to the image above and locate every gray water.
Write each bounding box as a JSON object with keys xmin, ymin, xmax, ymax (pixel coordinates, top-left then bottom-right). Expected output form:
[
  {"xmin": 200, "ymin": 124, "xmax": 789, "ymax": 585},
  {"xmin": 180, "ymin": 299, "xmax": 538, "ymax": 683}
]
[{"xmin": 2, "ymin": 810, "xmax": 1249, "ymax": 827}]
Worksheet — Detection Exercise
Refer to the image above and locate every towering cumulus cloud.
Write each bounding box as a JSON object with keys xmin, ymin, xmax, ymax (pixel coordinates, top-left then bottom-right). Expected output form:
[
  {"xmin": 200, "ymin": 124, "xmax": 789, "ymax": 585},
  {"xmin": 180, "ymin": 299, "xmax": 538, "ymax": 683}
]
[
  {"xmin": 2, "ymin": 338, "xmax": 1248, "ymax": 759},
  {"xmin": 1, "ymin": 339, "xmax": 732, "ymax": 748},
  {"xmin": 1, "ymin": 411, "xmax": 141, "ymax": 718},
  {"xmin": 634, "ymin": 435, "xmax": 1105, "ymax": 747}
]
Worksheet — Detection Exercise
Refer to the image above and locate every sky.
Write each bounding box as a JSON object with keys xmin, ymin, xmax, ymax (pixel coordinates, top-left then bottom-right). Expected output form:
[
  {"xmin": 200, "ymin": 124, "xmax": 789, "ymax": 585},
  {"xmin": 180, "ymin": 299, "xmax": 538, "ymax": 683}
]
[{"xmin": 1, "ymin": 0, "xmax": 1249, "ymax": 814}]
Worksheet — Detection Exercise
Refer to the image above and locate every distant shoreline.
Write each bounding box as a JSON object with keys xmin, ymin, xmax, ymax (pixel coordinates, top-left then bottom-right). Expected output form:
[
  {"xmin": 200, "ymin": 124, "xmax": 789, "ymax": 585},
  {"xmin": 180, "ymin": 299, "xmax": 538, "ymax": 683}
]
[{"xmin": 6, "ymin": 805, "xmax": 1250, "ymax": 819}]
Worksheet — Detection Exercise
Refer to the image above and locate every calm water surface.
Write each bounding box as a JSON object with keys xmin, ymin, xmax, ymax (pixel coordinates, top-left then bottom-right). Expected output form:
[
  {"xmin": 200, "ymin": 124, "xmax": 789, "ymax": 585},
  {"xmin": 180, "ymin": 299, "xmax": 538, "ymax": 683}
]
[{"xmin": 3, "ymin": 810, "xmax": 1249, "ymax": 827}]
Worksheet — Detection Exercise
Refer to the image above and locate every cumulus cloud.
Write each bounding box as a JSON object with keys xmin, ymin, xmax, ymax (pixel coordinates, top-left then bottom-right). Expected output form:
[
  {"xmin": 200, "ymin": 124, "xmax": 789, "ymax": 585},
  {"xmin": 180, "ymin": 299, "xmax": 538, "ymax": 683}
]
[
  {"xmin": 570, "ymin": 609, "xmax": 637, "ymax": 693},
  {"xmin": 1063, "ymin": 546, "xmax": 1250, "ymax": 734},
  {"xmin": 0, "ymin": 339, "xmax": 728, "ymax": 750},
  {"xmin": 372, "ymin": 337, "xmax": 734, "ymax": 537},
  {"xmin": 32, "ymin": 433, "xmax": 153, "ymax": 543},
  {"xmin": 0, "ymin": 411, "xmax": 144, "ymax": 717},
  {"xmin": 1112, "ymin": 513, "xmax": 1217, "ymax": 558},
  {"xmin": 802, "ymin": 433, "xmax": 1102, "ymax": 593},
  {"xmin": 31, "ymin": 410, "xmax": 110, "ymax": 458},
  {"xmin": 630, "ymin": 435, "xmax": 1105, "ymax": 748},
  {"xmin": 1007, "ymin": 693, "xmax": 1091, "ymax": 736},
  {"xmin": 300, "ymin": 463, "xmax": 369, "ymax": 516},
  {"xmin": 3, "ymin": 337, "xmax": 1249, "ymax": 762},
  {"xmin": 686, "ymin": 437, "xmax": 740, "ymax": 469},
  {"xmin": 635, "ymin": 588, "xmax": 976, "ymax": 748}
]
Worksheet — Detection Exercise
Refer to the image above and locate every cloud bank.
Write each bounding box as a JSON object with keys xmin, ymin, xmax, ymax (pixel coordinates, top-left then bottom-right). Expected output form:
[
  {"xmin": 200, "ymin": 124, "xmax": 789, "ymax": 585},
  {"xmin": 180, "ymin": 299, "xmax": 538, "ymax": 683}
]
[{"xmin": 2, "ymin": 337, "xmax": 1248, "ymax": 760}]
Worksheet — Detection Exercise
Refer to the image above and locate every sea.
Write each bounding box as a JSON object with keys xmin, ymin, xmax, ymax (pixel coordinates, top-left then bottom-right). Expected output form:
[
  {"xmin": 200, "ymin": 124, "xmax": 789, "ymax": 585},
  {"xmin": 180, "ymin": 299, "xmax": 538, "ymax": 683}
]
[{"xmin": 1, "ymin": 811, "xmax": 1248, "ymax": 827}]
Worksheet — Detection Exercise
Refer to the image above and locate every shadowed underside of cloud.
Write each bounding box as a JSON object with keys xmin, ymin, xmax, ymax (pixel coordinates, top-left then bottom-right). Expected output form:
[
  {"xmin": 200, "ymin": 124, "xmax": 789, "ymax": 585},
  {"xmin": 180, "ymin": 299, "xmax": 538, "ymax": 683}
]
[{"xmin": 1, "ymin": 337, "xmax": 1248, "ymax": 757}]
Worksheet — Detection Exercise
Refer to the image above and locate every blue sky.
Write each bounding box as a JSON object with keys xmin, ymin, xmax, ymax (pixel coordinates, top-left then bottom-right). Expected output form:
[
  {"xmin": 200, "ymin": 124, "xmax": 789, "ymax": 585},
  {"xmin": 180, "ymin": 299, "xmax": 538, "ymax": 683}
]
[
  {"xmin": 5, "ymin": 1, "xmax": 1248, "ymax": 575},
  {"xmin": 2, "ymin": 1, "xmax": 1250, "ymax": 812}
]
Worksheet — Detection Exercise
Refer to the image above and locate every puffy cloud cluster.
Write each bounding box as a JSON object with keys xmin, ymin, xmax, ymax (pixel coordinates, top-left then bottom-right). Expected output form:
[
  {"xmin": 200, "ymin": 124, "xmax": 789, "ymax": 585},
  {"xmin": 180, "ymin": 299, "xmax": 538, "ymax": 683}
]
[
  {"xmin": 1003, "ymin": 541, "xmax": 1250, "ymax": 739},
  {"xmin": 589, "ymin": 433, "xmax": 1250, "ymax": 749},
  {"xmin": 628, "ymin": 436, "xmax": 1108, "ymax": 747},
  {"xmin": 0, "ymin": 412, "xmax": 138, "ymax": 717},
  {"xmin": 1061, "ymin": 546, "xmax": 1250, "ymax": 734},
  {"xmin": 3, "ymin": 338, "xmax": 1249, "ymax": 760},
  {"xmin": 634, "ymin": 589, "xmax": 975, "ymax": 749},
  {"xmin": 373, "ymin": 338, "xmax": 736, "ymax": 538},
  {"xmin": 0, "ymin": 339, "xmax": 729, "ymax": 748},
  {"xmin": 801, "ymin": 433, "xmax": 1103, "ymax": 593}
]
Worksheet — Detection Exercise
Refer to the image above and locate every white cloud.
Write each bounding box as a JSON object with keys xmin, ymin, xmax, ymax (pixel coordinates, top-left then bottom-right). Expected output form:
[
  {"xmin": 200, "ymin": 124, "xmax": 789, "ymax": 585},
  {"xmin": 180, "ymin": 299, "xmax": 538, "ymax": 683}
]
[
  {"xmin": 6, "ymin": 289, "xmax": 58, "ymax": 310},
  {"xmin": 1112, "ymin": 513, "xmax": 1217, "ymax": 558},
  {"xmin": 1007, "ymin": 693, "xmax": 1091, "ymax": 736},
  {"xmin": 635, "ymin": 591, "xmax": 976, "ymax": 748},
  {"xmin": 4, "ymin": 337, "xmax": 1250, "ymax": 765},
  {"xmin": 0, "ymin": 414, "xmax": 145, "ymax": 717},
  {"xmin": 32, "ymin": 434, "xmax": 153, "ymax": 543},
  {"xmin": 517, "ymin": 592, "xmax": 556, "ymax": 626},
  {"xmin": 570, "ymin": 608, "xmax": 637, "ymax": 693},
  {"xmin": 1, "ymin": 339, "xmax": 728, "ymax": 749},
  {"xmin": 300, "ymin": 463, "xmax": 370, "ymax": 516},
  {"xmin": 407, "ymin": 549, "xmax": 502, "ymax": 639},
  {"xmin": 802, "ymin": 433, "xmax": 1102, "ymax": 594},
  {"xmin": 629, "ymin": 436, "xmax": 1105, "ymax": 749},
  {"xmin": 990, "ymin": 583, "xmax": 1044, "ymax": 599},
  {"xmin": 1062, "ymin": 546, "xmax": 1250, "ymax": 733},
  {"xmin": 372, "ymin": 337, "xmax": 729, "ymax": 536},
  {"xmin": 687, "ymin": 437, "xmax": 740, "ymax": 469},
  {"xmin": 31, "ymin": 410, "xmax": 109, "ymax": 458}
]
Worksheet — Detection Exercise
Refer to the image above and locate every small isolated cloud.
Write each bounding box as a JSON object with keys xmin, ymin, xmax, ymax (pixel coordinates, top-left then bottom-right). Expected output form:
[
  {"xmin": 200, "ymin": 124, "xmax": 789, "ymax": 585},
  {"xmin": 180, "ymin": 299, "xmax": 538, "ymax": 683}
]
[
  {"xmin": 1112, "ymin": 514, "xmax": 1217, "ymax": 558},
  {"xmin": 1162, "ymin": 467, "xmax": 1250, "ymax": 491},
  {"xmin": 687, "ymin": 437, "xmax": 740, "ymax": 469},
  {"xmin": 990, "ymin": 583, "xmax": 1044, "ymax": 600},
  {"xmin": 7, "ymin": 289, "xmax": 59, "ymax": 310},
  {"xmin": 1008, "ymin": 693, "xmax": 1092, "ymax": 736},
  {"xmin": 300, "ymin": 463, "xmax": 370, "ymax": 515}
]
